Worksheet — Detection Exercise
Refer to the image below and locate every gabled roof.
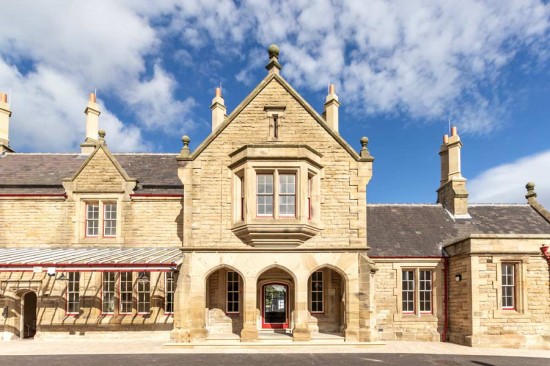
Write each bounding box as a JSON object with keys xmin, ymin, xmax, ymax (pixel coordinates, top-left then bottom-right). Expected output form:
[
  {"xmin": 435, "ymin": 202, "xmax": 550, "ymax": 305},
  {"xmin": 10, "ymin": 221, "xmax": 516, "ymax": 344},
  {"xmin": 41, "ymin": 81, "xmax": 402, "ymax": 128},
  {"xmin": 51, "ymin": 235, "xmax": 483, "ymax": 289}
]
[
  {"xmin": 0, "ymin": 152, "xmax": 182, "ymax": 194},
  {"xmin": 367, "ymin": 204, "xmax": 550, "ymax": 257},
  {"xmin": 182, "ymin": 73, "xmax": 373, "ymax": 163}
]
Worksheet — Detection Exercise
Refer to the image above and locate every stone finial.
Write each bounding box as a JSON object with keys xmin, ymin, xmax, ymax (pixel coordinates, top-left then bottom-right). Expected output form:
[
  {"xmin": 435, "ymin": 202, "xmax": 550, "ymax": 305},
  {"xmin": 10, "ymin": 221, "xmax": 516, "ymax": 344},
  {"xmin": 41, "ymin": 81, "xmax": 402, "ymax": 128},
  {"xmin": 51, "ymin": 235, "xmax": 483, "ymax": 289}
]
[
  {"xmin": 268, "ymin": 44, "xmax": 280, "ymax": 59},
  {"xmin": 360, "ymin": 136, "xmax": 370, "ymax": 158},
  {"xmin": 179, "ymin": 135, "xmax": 190, "ymax": 158},
  {"xmin": 526, "ymin": 182, "xmax": 537, "ymax": 199},
  {"xmin": 265, "ymin": 44, "xmax": 282, "ymax": 74},
  {"xmin": 98, "ymin": 129, "xmax": 106, "ymax": 145}
]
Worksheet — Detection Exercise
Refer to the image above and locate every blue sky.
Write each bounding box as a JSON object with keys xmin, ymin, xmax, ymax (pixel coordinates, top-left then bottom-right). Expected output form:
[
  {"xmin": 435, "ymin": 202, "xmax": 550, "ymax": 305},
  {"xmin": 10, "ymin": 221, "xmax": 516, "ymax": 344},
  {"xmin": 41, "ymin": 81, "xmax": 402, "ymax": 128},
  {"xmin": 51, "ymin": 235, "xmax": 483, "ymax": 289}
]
[{"xmin": 1, "ymin": 1, "xmax": 549, "ymax": 206}]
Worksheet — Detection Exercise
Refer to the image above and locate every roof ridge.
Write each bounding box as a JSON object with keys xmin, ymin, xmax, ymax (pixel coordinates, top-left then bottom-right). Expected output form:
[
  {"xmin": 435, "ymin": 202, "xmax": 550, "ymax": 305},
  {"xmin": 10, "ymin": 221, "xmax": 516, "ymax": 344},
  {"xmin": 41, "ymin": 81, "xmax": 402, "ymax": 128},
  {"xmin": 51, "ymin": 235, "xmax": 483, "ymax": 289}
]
[{"xmin": 469, "ymin": 203, "xmax": 529, "ymax": 207}]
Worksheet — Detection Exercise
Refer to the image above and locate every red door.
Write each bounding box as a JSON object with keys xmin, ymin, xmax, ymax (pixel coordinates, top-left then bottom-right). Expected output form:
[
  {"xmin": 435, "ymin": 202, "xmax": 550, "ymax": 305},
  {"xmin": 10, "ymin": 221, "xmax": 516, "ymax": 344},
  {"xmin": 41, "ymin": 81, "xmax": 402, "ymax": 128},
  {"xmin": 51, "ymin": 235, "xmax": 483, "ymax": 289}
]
[{"xmin": 262, "ymin": 283, "xmax": 288, "ymax": 329}]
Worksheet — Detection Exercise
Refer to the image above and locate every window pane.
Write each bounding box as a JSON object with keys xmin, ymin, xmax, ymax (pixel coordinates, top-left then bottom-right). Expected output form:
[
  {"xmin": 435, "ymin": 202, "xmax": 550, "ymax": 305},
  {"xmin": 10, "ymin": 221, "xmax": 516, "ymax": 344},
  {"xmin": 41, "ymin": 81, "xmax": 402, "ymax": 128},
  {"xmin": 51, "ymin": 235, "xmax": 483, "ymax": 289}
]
[
  {"xmin": 102, "ymin": 272, "xmax": 116, "ymax": 313},
  {"xmin": 419, "ymin": 270, "xmax": 432, "ymax": 312},
  {"xmin": 120, "ymin": 272, "xmax": 133, "ymax": 314},
  {"xmin": 501, "ymin": 264, "xmax": 515, "ymax": 309},
  {"xmin": 402, "ymin": 271, "xmax": 414, "ymax": 312},
  {"xmin": 227, "ymin": 271, "xmax": 240, "ymax": 313},
  {"xmin": 86, "ymin": 203, "xmax": 99, "ymax": 236},
  {"xmin": 67, "ymin": 272, "xmax": 80, "ymax": 314}
]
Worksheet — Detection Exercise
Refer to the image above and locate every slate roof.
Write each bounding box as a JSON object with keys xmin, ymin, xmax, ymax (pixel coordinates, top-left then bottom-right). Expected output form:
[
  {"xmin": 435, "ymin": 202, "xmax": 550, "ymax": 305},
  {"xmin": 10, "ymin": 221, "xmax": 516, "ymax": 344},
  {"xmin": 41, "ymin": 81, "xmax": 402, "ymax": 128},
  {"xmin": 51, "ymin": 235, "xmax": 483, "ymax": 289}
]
[
  {"xmin": 367, "ymin": 204, "xmax": 550, "ymax": 257},
  {"xmin": 0, "ymin": 153, "xmax": 182, "ymax": 195}
]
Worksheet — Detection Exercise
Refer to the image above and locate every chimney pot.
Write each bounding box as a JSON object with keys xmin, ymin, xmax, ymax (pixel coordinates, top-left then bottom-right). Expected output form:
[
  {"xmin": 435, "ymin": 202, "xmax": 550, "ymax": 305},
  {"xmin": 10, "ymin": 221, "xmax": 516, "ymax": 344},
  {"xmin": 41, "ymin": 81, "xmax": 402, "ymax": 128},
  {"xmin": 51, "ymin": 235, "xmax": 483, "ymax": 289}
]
[
  {"xmin": 443, "ymin": 134, "xmax": 449, "ymax": 144},
  {"xmin": 215, "ymin": 87, "xmax": 221, "ymax": 98},
  {"xmin": 89, "ymin": 93, "xmax": 96, "ymax": 103},
  {"xmin": 451, "ymin": 126, "xmax": 457, "ymax": 136},
  {"xmin": 0, "ymin": 91, "xmax": 12, "ymax": 153},
  {"xmin": 329, "ymin": 84, "xmax": 335, "ymax": 94}
]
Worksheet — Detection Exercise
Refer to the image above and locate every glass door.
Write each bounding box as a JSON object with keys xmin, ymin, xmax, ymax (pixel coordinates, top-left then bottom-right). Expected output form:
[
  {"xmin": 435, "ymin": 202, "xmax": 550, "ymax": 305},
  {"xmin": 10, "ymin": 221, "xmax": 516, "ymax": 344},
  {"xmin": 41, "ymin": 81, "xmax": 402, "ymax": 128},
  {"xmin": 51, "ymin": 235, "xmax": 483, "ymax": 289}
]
[{"xmin": 262, "ymin": 283, "xmax": 288, "ymax": 329}]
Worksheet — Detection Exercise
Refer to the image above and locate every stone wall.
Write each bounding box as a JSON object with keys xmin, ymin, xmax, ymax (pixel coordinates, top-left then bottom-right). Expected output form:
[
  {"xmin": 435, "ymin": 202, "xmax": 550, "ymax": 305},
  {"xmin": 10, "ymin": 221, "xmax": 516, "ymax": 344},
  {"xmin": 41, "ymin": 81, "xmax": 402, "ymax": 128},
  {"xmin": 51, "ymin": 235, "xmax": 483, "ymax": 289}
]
[
  {"xmin": 374, "ymin": 259, "xmax": 444, "ymax": 342},
  {"xmin": 446, "ymin": 236, "xmax": 550, "ymax": 349},
  {"xmin": 181, "ymin": 78, "xmax": 371, "ymax": 250}
]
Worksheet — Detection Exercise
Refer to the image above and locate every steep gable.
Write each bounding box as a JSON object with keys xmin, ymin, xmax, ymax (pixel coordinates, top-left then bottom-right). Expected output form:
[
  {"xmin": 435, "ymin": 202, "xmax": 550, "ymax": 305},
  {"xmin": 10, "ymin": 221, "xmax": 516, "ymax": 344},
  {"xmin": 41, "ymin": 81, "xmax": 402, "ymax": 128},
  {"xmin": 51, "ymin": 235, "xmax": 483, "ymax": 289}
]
[{"xmin": 65, "ymin": 144, "xmax": 136, "ymax": 193}]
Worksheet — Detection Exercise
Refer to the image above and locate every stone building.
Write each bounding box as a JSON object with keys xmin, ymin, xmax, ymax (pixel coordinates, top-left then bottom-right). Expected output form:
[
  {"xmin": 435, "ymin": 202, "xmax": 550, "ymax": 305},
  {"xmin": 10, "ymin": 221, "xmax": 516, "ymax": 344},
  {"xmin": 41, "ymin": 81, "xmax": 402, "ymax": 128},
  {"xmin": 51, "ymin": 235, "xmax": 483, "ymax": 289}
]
[{"xmin": 1, "ymin": 45, "xmax": 549, "ymax": 349}]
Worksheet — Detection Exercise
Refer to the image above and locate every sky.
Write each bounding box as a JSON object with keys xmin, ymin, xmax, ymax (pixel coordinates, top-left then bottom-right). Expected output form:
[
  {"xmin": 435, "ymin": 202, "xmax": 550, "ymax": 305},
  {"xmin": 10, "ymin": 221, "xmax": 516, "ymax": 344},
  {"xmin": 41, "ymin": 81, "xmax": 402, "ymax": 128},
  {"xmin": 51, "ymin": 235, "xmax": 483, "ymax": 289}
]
[{"xmin": 0, "ymin": 1, "xmax": 549, "ymax": 207}]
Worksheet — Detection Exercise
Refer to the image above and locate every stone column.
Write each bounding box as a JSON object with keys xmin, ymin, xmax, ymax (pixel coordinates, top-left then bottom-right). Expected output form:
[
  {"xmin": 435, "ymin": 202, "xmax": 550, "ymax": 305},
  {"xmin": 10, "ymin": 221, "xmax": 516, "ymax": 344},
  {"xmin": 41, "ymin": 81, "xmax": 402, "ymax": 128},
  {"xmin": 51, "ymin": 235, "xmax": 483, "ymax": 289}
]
[
  {"xmin": 171, "ymin": 255, "xmax": 207, "ymax": 343},
  {"xmin": 240, "ymin": 276, "xmax": 258, "ymax": 341},
  {"xmin": 292, "ymin": 274, "xmax": 311, "ymax": 341}
]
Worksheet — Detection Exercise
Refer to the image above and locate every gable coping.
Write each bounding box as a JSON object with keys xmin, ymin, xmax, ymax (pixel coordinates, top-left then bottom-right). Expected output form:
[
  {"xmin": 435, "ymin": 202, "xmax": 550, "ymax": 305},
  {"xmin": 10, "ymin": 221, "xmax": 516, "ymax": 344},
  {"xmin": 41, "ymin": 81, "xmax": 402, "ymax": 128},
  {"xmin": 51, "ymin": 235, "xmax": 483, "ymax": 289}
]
[
  {"xmin": 178, "ymin": 73, "xmax": 374, "ymax": 163},
  {"xmin": 64, "ymin": 144, "xmax": 136, "ymax": 183}
]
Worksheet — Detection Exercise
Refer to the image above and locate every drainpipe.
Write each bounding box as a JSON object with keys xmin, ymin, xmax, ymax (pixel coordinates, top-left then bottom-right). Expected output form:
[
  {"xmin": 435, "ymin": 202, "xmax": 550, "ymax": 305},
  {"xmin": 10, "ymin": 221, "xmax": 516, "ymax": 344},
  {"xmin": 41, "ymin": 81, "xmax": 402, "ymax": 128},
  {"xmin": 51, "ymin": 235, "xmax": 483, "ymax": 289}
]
[{"xmin": 441, "ymin": 249, "xmax": 450, "ymax": 342}]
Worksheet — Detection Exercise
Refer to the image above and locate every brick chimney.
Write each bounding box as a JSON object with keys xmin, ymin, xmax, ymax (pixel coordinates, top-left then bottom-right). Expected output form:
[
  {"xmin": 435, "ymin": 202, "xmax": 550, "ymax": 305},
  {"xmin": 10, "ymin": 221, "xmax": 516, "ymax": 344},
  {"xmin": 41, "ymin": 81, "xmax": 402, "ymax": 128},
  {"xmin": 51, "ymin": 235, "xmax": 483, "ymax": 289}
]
[
  {"xmin": 210, "ymin": 87, "xmax": 226, "ymax": 132},
  {"xmin": 80, "ymin": 92, "xmax": 101, "ymax": 154},
  {"xmin": 324, "ymin": 83, "xmax": 340, "ymax": 132},
  {"xmin": 437, "ymin": 126, "xmax": 469, "ymax": 217},
  {"xmin": 0, "ymin": 92, "xmax": 13, "ymax": 153}
]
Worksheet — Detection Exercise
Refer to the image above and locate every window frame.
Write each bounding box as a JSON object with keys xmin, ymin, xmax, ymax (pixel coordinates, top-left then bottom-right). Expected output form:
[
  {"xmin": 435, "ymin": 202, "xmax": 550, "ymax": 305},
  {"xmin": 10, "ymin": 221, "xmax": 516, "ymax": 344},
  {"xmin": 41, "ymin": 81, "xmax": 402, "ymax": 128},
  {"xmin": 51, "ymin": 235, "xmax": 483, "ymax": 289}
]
[
  {"xmin": 226, "ymin": 271, "xmax": 240, "ymax": 314},
  {"xmin": 310, "ymin": 270, "xmax": 324, "ymax": 314},
  {"xmin": 101, "ymin": 272, "xmax": 116, "ymax": 315},
  {"xmin": 255, "ymin": 170, "xmax": 297, "ymax": 219},
  {"xmin": 83, "ymin": 200, "xmax": 118, "ymax": 239},
  {"xmin": 400, "ymin": 268, "xmax": 433, "ymax": 316},
  {"xmin": 256, "ymin": 173, "xmax": 274, "ymax": 217},
  {"xmin": 119, "ymin": 272, "xmax": 133, "ymax": 315},
  {"xmin": 501, "ymin": 262, "xmax": 516, "ymax": 311},
  {"xmin": 136, "ymin": 272, "xmax": 151, "ymax": 314},
  {"xmin": 85, "ymin": 202, "xmax": 100, "ymax": 237},
  {"xmin": 66, "ymin": 272, "xmax": 80, "ymax": 315},
  {"xmin": 165, "ymin": 271, "xmax": 176, "ymax": 315}
]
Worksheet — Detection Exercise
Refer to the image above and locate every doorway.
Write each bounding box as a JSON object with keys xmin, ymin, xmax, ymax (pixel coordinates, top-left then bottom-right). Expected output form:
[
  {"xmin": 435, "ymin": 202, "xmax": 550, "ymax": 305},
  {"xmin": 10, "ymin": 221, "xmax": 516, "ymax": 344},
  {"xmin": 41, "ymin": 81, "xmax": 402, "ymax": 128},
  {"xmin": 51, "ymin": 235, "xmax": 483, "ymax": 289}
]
[
  {"xmin": 22, "ymin": 291, "xmax": 37, "ymax": 339},
  {"xmin": 262, "ymin": 283, "xmax": 288, "ymax": 329}
]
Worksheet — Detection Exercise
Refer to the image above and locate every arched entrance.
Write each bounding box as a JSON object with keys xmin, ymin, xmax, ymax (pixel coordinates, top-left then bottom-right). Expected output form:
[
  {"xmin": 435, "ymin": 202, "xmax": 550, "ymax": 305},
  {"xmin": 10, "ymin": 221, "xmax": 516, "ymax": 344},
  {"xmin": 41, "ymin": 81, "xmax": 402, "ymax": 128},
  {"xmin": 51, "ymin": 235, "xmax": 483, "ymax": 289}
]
[
  {"xmin": 205, "ymin": 267, "xmax": 243, "ymax": 336},
  {"xmin": 308, "ymin": 267, "xmax": 346, "ymax": 334},
  {"xmin": 22, "ymin": 291, "xmax": 37, "ymax": 339},
  {"xmin": 257, "ymin": 266, "xmax": 295, "ymax": 331}
]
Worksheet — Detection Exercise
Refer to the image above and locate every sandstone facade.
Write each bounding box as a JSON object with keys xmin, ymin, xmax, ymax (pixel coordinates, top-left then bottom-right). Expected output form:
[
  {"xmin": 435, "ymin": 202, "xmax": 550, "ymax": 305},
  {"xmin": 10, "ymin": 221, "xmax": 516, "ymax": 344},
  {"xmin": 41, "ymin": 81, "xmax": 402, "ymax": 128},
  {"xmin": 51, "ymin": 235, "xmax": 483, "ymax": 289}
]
[{"xmin": 1, "ymin": 46, "xmax": 549, "ymax": 348}]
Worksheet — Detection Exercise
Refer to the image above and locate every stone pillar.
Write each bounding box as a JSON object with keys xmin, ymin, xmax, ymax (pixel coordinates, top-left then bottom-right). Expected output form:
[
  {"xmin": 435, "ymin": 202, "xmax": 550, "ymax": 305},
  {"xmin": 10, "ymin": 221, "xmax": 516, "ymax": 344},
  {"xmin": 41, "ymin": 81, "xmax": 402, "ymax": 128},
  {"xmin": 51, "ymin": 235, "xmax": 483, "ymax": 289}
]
[
  {"xmin": 170, "ymin": 254, "xmax": 207, "ymax": 343},
  {"xmin": 240, "ymin": 276, "xmax": 258, "ymax": 341},
  {"xmin": 292, "ymin": 274, "xmax": 311, "ymax": 341}
]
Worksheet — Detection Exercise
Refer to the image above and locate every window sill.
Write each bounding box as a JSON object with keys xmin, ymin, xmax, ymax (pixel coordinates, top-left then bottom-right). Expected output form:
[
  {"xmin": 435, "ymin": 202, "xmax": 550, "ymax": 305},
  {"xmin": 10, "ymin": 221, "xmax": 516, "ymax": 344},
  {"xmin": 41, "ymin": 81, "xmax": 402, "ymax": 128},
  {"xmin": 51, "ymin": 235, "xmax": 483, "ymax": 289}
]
[
  {"xmin": 393, "ymin": 313, "xmax": 439, "ymax": 322},
  {"xmin": 232, "ymin": 220, "xmax": 321, "ymax": 247}
]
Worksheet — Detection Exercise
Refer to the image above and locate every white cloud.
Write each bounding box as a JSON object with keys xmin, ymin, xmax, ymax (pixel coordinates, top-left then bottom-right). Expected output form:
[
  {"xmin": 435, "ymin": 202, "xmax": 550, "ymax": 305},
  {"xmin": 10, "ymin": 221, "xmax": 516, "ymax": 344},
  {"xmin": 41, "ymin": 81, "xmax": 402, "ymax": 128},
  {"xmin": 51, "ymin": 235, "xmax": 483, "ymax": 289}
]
[
  {"xmin": 0, "ymin": 0, "xmax": 548, "ymax": 153},
  {"xmin": 469, "ymin": 150, "xmax": 550, "ymax": 207},
  {"xmin": 0, "ymin": 59, "xmax": 146, "ymax": 152},
  {"xmin": 177, "ymin": 0, "xmax": 547, "ymax": 134},
  {"xmin": 0, "ymin": 1, "xmax": 194, "ymax": 152}
]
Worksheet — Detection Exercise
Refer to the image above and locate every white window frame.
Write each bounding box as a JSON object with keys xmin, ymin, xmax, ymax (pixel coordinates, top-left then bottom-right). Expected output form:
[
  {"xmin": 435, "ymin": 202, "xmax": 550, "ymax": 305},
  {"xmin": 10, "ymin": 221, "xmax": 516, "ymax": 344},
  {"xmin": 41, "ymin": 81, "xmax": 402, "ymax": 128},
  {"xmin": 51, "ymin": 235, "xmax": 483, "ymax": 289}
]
[
  {"xmin": 66, "ymin": 272, "xmax": 80, "ymax": 315},
  {"xmin": 501, "ymin": 263, "xmax": 516, "ymax": 310},
  {"xmin": 84, "ymin": 200, "xmax": 118, "ymax": 239},
  {"xmin": 119, "ymin": 272, "xmax": 133, "ymax": 314},
  {"xmin": 137, "ymin": 273, "xmax": 151, "ymax": 314},
  {"xmin": 85, "ymin": 202, "xmax": 99, "ymax": 237},
  {"xmin": 102, "ymin": 272, "xmax": 116, "ymax": 314},
  {"xmin": 103, "ymin": 202, "xmax": 117, "ymax": 237},
  {"xmin": 165, "ymin": 272, "xmax": 176, "ymax": 315},
  {"xmin": 278, "ymin": 173, "xmax": 296, "ymax": 217},
  {"xmin": 256, "ymin": 174, "xmax": 274, "ymax": 217},
  {"xmin": 310, "ymin": 271, "xmax": 324, "ymax": 313},
  {"xmin": 255, "ymin": 170, "xmax": 297, "ymax": 219},
  {"xmin": 226, "ymin": 271, "xmax": 240, "ymax": 314},
  {"xmin": 401, "ymin": 269, "xmax": 433, "ymax": 315}
]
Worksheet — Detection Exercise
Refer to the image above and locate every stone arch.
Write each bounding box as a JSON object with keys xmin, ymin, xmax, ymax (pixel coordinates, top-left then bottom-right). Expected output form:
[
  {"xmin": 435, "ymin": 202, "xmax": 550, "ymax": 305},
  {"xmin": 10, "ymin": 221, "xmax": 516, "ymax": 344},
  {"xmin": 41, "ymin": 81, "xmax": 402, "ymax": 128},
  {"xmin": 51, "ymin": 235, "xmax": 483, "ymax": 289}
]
[
  {"xmin": 307, "ymin": 265, "xmax": 347, "ymax": 335},
  {"xmin": 205, "ymin": 265, "xmax": 244, "ymax": 337},
  {"xmin": 256, "ymin": 265, "xmax": 296, "ymax": 331}
]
